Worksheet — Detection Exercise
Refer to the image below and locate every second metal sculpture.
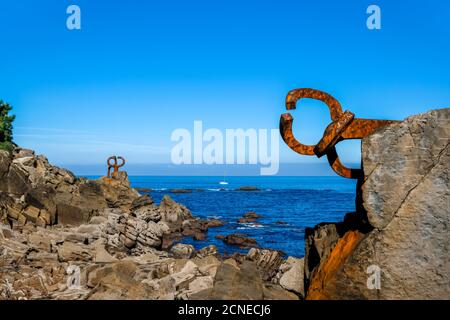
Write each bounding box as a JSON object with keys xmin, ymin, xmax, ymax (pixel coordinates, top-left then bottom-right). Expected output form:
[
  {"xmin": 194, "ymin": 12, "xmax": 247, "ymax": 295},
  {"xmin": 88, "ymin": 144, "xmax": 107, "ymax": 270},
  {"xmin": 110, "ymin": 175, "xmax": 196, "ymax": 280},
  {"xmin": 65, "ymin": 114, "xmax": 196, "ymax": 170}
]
[{"xmin": 107, "ymin": 156, "xmax": 125, "ymax": 179}]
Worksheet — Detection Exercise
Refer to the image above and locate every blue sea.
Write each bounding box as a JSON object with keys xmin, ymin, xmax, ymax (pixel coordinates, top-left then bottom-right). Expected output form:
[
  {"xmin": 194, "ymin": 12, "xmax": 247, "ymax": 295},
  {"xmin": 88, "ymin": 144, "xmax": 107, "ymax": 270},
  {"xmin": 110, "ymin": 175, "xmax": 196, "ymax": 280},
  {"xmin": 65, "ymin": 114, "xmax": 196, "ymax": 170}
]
[{"xmin": 88, "ymin": 176, "xmax": 356, "ymax": 258}]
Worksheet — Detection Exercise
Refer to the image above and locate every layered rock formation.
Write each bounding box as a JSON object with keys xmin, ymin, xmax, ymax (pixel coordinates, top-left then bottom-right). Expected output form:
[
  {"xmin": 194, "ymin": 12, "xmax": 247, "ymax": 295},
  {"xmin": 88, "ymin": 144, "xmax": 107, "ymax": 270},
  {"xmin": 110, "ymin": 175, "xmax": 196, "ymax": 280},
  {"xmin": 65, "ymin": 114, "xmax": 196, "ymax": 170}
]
[
  {"xmin": 1, "ymin": 108, "xmax": 447, "ymax": 300},
  {"xmin": 0, "ymin": 148, "xmax": 138, "ymax": 227},
  {"xmin": 0, "ymin": 148, "xmax": 299, "ymax": 300},
  {"xmin": 304, "ymin": 109, "xmax": 450, "ymax": 299}
]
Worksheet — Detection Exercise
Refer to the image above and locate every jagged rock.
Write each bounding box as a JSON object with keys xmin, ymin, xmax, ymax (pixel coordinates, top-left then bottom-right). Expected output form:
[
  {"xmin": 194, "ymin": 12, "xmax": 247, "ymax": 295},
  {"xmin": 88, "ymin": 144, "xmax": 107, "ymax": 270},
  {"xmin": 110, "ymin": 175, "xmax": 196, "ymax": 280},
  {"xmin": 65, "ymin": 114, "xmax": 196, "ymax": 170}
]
[
  {"xmin": 304, "ymin": 223, "xmax": 341, "ymax": 284},
  {"xmin": 0, "ymin": 148, "xmax": 142, "ymax": 227},
  {"xmin": 76, "ymin": 224, "xmax": 102, "ymax": 237},
  {"xmin": 160, "ymin": 232, "xmax": 181, "ymax": 250},
  {"xmin": 27, "ymin": 232, "xmax": 52, "ymax": 252},
  {"xmin": 12, "ymin": 148, "xmax": 34, "ymax": 158},
  {"xmin": 170, "ymin": 243, "xmax": 195, "ymax": 259},
  {"xmin": 190, "ymin": 260, "xmax": 264, "ymax": 300},
  {"xmin": 246, "ymin": 248, "xmax": 284, "ymax": 281},
  {"xmin": 142, "ymin": 276, "xmax": 176, "ymax": 300},
  {"xmin": 130, "ymin": 195, "xmax": 154, "ymax": 210},
  {"xmin": 2, "ymin": 146, "xmax": 253, "ymax": 301},
  {"xmin": 133, "ymin": 204, "xmax": 161, "ymax": 223},
  {"xmin": 96, "ymin": 172, "xmax": 139, "ymax": 208},
  {"xmin": 137, "ymin": 221, "xmax": 169, "ymax": 248},
  {"xmin": 26, "ymin": 251, "xmax": 59, "ymax": 268},
  {"xmin": 181, "ymin": 219, "xmax": 208, "ymax": 240},
  {"xmin": 190, "ymin": 260, "xmax": 296, "ymax": 300},
  {"xmin": 0, "ymin": 151, "xmax": 12, "ymax": 183},
  {"xmin": 186, "ymin": 276, "xmax": 214, "ymax": 297},
  {"xmin": 262, "ymin": 283, "xmax": 299, "ymax": 300},
  {"xmin": 170, "ymin": 260, "xmax": 199, "ymax": 289},
  {"xmin": 93, "ymin": 240, "xmax": 118, "ymax": 263},
  {"xmin": 193, "ymin": 255, "xmax": 221, "ymax": 277},
  {"xmin": 88, "ymin": 261, "xmax": 150, "ymax": 300},
  {"xmin": 278, "ymin": 257, "xmax": 305, "ymax": 297},
  {"xmin": 57, "ymin": 242, "xmax": 94, "ymax": 262},
  {"xmin": 24, "ymin": 186, "xmax": 57, "ymax": 225},
  {"xmin": 89, "ymin": 216, "xmax": 107, "ymax": 225},
  {"xmin": 305, "ymin": 109, "xmax": 450, "ymax": 300},
  {"xmin": 195, "ymin": 245, "xmax": 218, "ymax": 258},
  {"xmin": 158, "ymin": 195, "xmax": 193, "ymax": 224},
  {"xmin": 5, "ymin": 164, "xmax": 29, "ymax": 195},
  {"xmin": 118, "ymin": 214, "xmax": 169, "ymax": 250}
]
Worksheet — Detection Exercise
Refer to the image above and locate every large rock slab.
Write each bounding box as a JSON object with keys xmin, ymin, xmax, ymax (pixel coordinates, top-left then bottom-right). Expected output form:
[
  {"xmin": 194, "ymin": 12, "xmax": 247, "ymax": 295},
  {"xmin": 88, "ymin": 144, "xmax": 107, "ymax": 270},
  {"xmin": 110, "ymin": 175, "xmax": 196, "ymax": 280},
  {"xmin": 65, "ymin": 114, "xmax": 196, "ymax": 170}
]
[
  {"xmin": 305, "ymin": 109, "xmax": 450, "ymax": 300},
  {"xmin": 190, "ymin": 260, "xmax": 298, "ymax": 300}
]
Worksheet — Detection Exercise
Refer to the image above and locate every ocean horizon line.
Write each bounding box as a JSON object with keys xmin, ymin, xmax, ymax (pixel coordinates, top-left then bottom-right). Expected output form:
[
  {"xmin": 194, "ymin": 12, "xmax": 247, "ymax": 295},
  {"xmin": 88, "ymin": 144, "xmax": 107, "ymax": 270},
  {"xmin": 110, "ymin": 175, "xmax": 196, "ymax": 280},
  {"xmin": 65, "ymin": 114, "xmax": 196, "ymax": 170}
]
[{"xmin": 62, "ymin": 162, "xmax": 361, "ymax": 177}]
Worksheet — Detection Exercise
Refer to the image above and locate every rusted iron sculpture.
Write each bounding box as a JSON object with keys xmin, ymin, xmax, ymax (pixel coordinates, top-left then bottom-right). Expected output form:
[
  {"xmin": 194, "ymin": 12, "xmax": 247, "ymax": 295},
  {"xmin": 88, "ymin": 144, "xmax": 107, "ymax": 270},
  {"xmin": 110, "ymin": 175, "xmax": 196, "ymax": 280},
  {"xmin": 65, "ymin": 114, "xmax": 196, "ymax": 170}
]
[
  {"xmin": 107, "ymin": 156, "xmax": 125, "ymax": 178},
  {"xmin": 280, "ymin": 88, "xmax": 398, "ymax": 179}
]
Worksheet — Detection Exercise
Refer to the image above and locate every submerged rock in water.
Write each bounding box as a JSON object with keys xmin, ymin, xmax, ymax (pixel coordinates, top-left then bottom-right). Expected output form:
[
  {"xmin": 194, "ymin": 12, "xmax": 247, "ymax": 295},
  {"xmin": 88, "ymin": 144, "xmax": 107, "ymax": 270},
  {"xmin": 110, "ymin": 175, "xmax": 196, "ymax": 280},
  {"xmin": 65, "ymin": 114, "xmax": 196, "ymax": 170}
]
[
  {"xmin": 206, "ymin": 218, "xmax": 225, "ymax": 228},
  {"xmin": 169, "ymin": 189, "xmax": 193, "ymax": 193},
  {"xmin": 135, "ymin": 187, "xmax": 153, "ymax": 193},
  {"xmin": 220, "ymin": 233, "xmax": 258, "ymax": 249},
  {"xmin": 235, "ymin": 186, "xmax": 260, "ymax": 191},
  {"xmin": 238, "ymin": 211, "xmax": 261, "ymax": 223}
]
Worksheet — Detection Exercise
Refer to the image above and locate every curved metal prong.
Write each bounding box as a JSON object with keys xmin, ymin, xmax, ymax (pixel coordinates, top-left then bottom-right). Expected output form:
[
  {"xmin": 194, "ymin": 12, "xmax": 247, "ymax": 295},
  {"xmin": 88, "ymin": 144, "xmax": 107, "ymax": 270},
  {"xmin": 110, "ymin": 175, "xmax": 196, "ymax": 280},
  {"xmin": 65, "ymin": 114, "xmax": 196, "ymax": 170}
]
[
  {"xmin": 107, "ymin": 156, "xmax": 117, "ymax": 167},
  {"xmin": 286, "ymin": 88, "xmax": 344, "ymax": 121},
  {"xmin": 326, "ymin": 147, "xmax": 363, "ymax": 179},
  {"xmin": 117, "ymin": 156, "xmax": 125, "ymax": 167},
  {"xmin": 280, "ymin": 113, "xmax": 316, "ymax": 156}
]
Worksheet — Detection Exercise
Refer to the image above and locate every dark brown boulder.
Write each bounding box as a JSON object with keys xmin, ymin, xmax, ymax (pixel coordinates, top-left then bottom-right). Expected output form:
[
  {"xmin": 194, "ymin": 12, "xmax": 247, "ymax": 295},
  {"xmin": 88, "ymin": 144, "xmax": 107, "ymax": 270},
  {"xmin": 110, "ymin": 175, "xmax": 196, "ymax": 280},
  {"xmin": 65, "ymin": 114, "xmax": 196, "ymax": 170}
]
[
  {"xmin": 135, "ymin": 187, "xmax": 153, "ymax": 193},
  {"xmin": 206, "ymin": 219, "xmax": 225, "ymax": 228},
  {"xmin": 169, "ymin": 189, "xmax": 193, "ymax": 193},
  {"xmin": 238, "ymin": 211, "xmax": 261, "ymax": 223},
  {"xmin": 221, "ymin": 233, "xmax": 258, "ymax": 249},
  {"xmin": 235, "ymin": 186, "xmax": 260, "ymax": 191}
]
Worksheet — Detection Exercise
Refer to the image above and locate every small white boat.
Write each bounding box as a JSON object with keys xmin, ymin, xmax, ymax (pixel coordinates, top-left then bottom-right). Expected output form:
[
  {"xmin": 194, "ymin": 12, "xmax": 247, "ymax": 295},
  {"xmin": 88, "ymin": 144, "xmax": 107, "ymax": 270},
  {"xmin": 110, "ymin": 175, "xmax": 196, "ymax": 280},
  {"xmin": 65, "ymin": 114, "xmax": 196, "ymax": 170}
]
[{"xmin": 219, "ymin": 170, "xmax": 228, "ymax": 185}]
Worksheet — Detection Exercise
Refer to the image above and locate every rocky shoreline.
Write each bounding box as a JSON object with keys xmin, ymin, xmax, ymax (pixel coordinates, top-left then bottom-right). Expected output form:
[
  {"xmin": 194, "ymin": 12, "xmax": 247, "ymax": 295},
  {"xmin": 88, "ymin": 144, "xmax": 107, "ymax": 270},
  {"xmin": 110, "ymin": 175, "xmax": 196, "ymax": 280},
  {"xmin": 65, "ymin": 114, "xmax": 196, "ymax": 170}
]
[
  {"xmin": 0, "ymin": 109, "xmax": 449, "ymax": 300},
  {"xmin": 0, "ymin": 148, "xmax": 303, "ymax": 300}
]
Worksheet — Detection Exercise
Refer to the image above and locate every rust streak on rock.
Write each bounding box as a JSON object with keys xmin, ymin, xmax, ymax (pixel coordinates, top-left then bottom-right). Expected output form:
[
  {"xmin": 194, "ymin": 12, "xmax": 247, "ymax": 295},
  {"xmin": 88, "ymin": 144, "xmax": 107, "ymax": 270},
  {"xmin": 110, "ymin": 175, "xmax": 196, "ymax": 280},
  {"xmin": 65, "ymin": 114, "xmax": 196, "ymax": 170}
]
[{"xmin": 306, "ymin": 230, "xmax": 364, "ymax": 300}]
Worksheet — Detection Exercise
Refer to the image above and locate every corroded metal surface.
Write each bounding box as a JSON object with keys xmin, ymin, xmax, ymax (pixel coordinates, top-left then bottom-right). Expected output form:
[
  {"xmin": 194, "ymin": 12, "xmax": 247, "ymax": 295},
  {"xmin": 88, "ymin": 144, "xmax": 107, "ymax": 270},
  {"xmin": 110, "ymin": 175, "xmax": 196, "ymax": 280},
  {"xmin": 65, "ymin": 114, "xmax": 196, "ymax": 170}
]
[
  {"xmin": 107, "ymin": 156, "xmax": 125, "ymax": 178},
  {"xmin": 280, "ymin": 88, "xmax": 398, "ymax": 179}
]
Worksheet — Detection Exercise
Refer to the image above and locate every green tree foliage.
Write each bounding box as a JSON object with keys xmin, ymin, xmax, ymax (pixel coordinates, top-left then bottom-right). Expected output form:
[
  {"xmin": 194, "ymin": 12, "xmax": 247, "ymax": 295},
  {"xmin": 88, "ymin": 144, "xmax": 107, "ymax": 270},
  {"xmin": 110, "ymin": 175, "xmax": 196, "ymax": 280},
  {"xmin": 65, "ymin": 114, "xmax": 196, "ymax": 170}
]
[{"xmin": 0, "ymin": 100, "xmax": 16, "ymax": 152}]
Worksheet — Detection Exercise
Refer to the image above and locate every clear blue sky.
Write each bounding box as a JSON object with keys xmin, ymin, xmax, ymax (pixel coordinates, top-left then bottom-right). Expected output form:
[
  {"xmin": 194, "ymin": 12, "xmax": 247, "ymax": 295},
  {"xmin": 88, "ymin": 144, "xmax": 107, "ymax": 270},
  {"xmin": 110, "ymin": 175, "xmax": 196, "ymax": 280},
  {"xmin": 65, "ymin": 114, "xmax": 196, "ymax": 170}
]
[{"xmin": 1, "ymin": 0, "xmax": 449, "ymax": 174}]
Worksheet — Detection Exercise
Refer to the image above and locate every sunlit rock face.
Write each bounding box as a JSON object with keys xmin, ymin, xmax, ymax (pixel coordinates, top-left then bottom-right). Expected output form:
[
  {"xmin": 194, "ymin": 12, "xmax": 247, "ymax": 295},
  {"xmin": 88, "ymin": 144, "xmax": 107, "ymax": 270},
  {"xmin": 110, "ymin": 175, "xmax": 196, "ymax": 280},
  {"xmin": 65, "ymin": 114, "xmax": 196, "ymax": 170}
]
[{"xmin": 305, "ymin": 108, "xmax": 450, "ymax": 300}]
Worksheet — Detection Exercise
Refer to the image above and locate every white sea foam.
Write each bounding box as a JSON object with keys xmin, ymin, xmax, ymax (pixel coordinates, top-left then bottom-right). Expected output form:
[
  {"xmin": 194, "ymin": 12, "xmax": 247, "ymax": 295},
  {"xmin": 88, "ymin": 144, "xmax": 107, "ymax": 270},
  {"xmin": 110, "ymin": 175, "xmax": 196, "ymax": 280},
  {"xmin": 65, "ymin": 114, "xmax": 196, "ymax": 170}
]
[
  {"xmin": 237, "ymin": 224, "xmax": 264, "ymax": 229},
  {"xmin": 207, "ymin": 215, "xmax": 223, "ymax": 219}
]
